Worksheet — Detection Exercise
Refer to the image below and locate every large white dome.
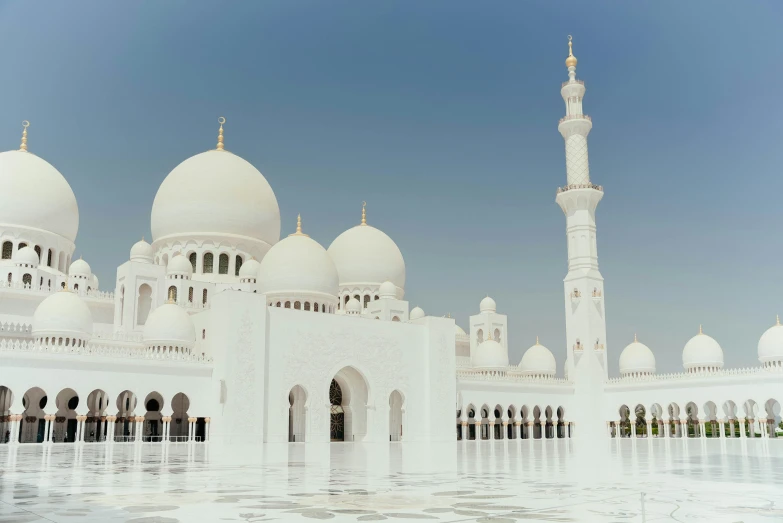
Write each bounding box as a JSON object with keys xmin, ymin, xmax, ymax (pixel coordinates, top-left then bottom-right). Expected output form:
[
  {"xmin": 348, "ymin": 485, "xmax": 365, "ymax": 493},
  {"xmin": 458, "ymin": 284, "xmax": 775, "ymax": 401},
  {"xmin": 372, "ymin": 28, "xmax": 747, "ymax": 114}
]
[
  {"xmin": 0, "ymin": 150, "xmax": 79, "ymax": 242},
  {"xmin": 758, "ymin": 317, "xmax": 783, "ymax": 365},
  {"xmin": 151, "ymin": 150, "xmax": 281, "ymax": 246},
  {"xmin": 619, "ymin": 337, "xmax": 656, "ymax": 375},
  {"xmin": 327, "ymin": 223, "xmax": 405, "ymax": 290},
  {"xmin": 471, "ymin": 338, "xmax": 509, "ymax": 369},
  {"xmin": 518, "ymin": 340, "xmax": 556, "ymax": 376},
  {"xmin": 143, "ymin": 303, "xmax": 196, "ymax": 349},
  {"xmin": 682, "ymin": 327, "xmax": 724, "ymax": 371},
  {"xmin": 32, "ymin": 289, "xmax": 93, "ymax": 341},
  {"xmin": 258, "ymin": 227, "xmax": 339, "ymax": 298}
]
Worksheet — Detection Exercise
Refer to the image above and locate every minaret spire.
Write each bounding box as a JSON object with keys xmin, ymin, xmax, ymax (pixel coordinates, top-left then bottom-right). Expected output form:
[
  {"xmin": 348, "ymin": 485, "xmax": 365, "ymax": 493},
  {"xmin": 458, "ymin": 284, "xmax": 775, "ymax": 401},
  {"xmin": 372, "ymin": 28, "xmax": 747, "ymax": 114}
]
[{"xmin": 361, "ymin": 201, "xmax": 367, "ymax": 225}]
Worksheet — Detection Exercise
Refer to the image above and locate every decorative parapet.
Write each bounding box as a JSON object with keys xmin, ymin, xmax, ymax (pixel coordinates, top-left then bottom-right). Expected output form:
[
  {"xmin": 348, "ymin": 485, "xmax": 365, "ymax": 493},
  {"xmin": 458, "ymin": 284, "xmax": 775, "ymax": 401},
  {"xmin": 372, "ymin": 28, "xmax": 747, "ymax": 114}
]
[
  {"xmin": 556, "ymin": 183, "xmax": 603, "ymax": 194},
  {"xmin": 0, "ymin": 338, "xmax": 212, "ymax": 365},
  {"xmin": 0, "ymin": 280, "xmax": 114, "ymax": 301},
  {"xmin": 562, "ymin": 79, "xmax": 585, "ymax": 88},
  {"xmin": 455, "ymin": 333, "xmax": 470, "ymax": 344},
  {"xmin": 91, "ymin": 330, "xmax": 144, "ymax": 343},
  {"xmin": 455, "ymin": 356, "xmax": 472, "ymax": 368},
  {"xmin": 457, "ymin": 367, "xmax": 570, "ymax": 385},
  {"xmin": 0, "ymin": 321, "xmax": 32, "ymax": 335},
  {"xmin": 558, "ymin": 114, "xmax": 591, "ymax": 124},
  {"xmin": 606, "ymin": 365, "xmax": 782, "ymax": 385}
]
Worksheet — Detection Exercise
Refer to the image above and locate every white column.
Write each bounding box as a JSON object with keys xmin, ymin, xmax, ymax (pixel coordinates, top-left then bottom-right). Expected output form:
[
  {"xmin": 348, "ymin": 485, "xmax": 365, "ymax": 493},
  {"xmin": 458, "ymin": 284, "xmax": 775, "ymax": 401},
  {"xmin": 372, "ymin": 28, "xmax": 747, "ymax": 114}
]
[
  {"xmin": 739, "ymin": 418, "xmax": 747, "ymax": 439},
  {"xmin": 474, "ymin": 422, "xmax": 481, "ymax": 444},
  {"xmin": 646, "ymin": 421, "xmax": 653, "ymax": 438},
  {"xmin": 630, "ymin": 421, "xmax": 637, "ymax": 438},
  {"xmin": 49, "ymin": 418, "xmax": 56, "ymax": 443},
  {"xmin": 699, "ymin": 420, "xmax": 706, "ymax": 439},
  {"xmin": 719, "ymin": 419, "xmax": 726, "ymax": 438},
  {"xmin": 488, "ymin": 421, "xmax": 495, "ymax": 440},
  {"xmin": 759, "ymin": 418, "xmax": 768, "ymax": 438},
  {"xmin": 204, "ymin": 417, "xmax": 210, "ymax": 442},
  {"xmin": 43, "ymin": 417, "xmax": 51, "ymax": 445},
  {"xmin": 527, "ymin": 422, "xmax": 534, "ymax": 442}
]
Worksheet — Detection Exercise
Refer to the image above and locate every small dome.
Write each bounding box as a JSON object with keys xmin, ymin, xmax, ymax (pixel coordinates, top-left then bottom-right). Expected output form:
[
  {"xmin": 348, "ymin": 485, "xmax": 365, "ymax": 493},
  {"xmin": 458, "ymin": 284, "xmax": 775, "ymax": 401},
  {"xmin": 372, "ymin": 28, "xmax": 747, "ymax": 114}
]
[
  {"xmin": 327, "ymin": 220, "xmax": 405, "ymax": 290},
  {"xmin": 167, "ymin": 254, "xmax": 193, "ymax": 276},
  {"xmin": 479, "ymin": 296, "xmax": 496, "ymax": 313},
  {"xmin": 518, "ymin": 340, "xmax": 556, "ymax": 376},
  {"xmin": 619, "ymin": 337, "xmax": 656, "ymax": 375},
  {"xmin": 32, "ymin": 289, "xmax": 93, "ymax": 341},
  {"xmin": 151, "ymin": 150, "xmax": 281, "ymax": 247},
  {"xmin": 758, "ymin": 317, "xmax": 783, "ymax": 364},
  {"xmin": 0, "ymin": 150, "xmax": 79, "ymax": 243},
  {"xmin": 239, "ymin": 258, "xmax": 261, "ymax": 279},
  {"xmin": 130, "ymin": 238, "xmax": 153, "ymax": 263},
  {"xmin": 258, "ymin": 229, "xmax": 339, "ymax": 298},
  {"xmin": 682, "ymin": 326, "xmax": 724, "ymax": 371},
  {"xmin": 69, "ymin": 258, "xmax": 91, "ymax": 277},
  {"xmin": 345, "ymin": 297, "xmax": 362, "ymax": 314},
  {"xmin": 471, "ymin": 338, "xmax": 509, "ymax": 369},
  {"xmin": 379, "ymin": 281, "xmax": 396, "ymax": 298},
  {"xmin": 13, "ymin": 246, "xmax": 39, "ymax": 267},
  {"xmin": 410, "ymin": 306, "xmax": 425, "ymax": 320},
  {"xmin": 455, "ymin": 324, "xmax": 466, "ymax": 336},
  {"xmin": 143, "ymin": 303, "xmax": 196, "ymax": 348}
]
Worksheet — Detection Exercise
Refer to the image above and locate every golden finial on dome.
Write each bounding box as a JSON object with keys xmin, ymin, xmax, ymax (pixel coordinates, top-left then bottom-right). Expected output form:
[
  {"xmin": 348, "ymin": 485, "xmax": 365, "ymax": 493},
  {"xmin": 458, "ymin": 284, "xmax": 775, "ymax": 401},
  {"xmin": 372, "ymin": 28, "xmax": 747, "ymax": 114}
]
[
  {"xmin": 19, "ymin": 120, "xmax": 29, "ymax": 152},
  {"xmin": 699, "ymin": 324, "xmax": 703, "ymax": 335},
  {"xmin": 289, "ymin": 213, "xmax": 309, "ymax": 237},
  {"xmin": 216, "ymin": 117, "xmax": 226, "ymax": 151},
  {"xmin": 777, "ymin": 314, "xmax": 780, "ymax": 326},
  {"xmin": 535, "ymin": 335, "xmax": 540, "ymax": 345},
  {"xmin": 361, "ymin": 201, "xmax": 367, "ymax": 225},
  {"xmin": 565, "ymin": 35, "xmax": 577, "ymax": 68},
  {"xmin": 486, "ymin": 331, "xmax": 493, "ymax": 341},
  {"xmin": 167, "ymin": 287, "xmax": 176, "ymax": 304}
]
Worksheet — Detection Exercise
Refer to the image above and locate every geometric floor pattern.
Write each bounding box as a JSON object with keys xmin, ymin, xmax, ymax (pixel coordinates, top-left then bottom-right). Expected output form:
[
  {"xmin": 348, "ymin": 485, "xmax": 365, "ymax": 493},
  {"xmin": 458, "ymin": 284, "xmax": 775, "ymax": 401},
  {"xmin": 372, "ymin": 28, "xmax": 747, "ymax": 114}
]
[{"xmin": 1, "ymin": 439, "xmax": 781, "ymax": 522}]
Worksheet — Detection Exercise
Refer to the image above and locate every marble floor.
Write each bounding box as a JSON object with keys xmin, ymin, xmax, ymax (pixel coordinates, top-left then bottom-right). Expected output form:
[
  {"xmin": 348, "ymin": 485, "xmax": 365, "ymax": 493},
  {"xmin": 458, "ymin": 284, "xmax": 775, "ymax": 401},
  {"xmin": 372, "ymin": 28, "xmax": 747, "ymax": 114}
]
[{"xmin": 0, "ymin": 438, "xmax": 781, "ymax": 522}]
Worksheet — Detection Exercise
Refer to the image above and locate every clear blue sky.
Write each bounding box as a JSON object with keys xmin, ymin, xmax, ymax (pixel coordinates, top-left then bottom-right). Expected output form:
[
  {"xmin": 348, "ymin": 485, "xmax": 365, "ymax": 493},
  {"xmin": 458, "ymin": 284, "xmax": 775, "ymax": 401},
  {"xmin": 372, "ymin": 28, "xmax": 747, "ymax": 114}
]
[{"xmin": 1, "ymin": 1, "xmax": 780, "ymax": 374}]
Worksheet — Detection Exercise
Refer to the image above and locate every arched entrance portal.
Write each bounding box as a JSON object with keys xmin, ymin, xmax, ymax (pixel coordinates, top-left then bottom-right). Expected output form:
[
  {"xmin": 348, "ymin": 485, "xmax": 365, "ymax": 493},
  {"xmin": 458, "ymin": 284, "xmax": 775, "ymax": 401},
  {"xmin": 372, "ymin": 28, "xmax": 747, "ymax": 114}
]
[{"xmin": 329, "ymin": 366, "xmax": 369, "ymax": 442}]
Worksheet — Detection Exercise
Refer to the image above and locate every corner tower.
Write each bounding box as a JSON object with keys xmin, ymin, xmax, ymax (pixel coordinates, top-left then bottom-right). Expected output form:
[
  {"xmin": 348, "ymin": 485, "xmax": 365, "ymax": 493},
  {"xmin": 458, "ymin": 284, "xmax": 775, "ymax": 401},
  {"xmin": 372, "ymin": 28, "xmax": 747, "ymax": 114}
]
[{"xmin": 555, "ymin": 37, "xmax": 608, "ymax": 380}]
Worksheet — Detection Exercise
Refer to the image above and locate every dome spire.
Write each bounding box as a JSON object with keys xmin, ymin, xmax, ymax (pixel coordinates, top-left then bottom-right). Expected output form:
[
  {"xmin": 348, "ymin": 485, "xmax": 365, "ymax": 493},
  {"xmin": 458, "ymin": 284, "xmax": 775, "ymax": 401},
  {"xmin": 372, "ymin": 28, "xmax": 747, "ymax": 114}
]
[
  {"xmin": 699, "ymin": 324, "xmax": 703, "ymax": 335},
  {"xmin": 289, "ymin": 213, "xmax": 309, "ymax": 237},
  {"xmin": 216, "ymin": 117, "xmax": 226, "ymax": 151},
  {"xmin": 361, "ymin": 201, "xmax": 367, "ymax": 225},
  {"xmin": 565, "ymin": 35, "xmax": 577, "ymax": 69},
  {"xmin": 19, "ymin": 120, "xmax": 29, "ymax": 152},
  {"xmin": 634, "ymin": 333, "xmax": 638, "ymax": 342},
  {"xmin": 535, "ymin": 335, "xmax": 540, "ymax": 345},
  {"xmin": 777, "ymin": 314, "xmax": 780, "ymax": 326}
]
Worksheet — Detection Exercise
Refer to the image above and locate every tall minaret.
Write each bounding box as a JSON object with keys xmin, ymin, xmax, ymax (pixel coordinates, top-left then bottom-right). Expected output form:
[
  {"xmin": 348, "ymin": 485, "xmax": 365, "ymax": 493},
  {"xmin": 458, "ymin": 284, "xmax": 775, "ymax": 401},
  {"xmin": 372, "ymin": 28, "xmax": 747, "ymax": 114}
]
[{"xmin": 556, "ymin": 37, "xmax": 608, "ymax": 384}]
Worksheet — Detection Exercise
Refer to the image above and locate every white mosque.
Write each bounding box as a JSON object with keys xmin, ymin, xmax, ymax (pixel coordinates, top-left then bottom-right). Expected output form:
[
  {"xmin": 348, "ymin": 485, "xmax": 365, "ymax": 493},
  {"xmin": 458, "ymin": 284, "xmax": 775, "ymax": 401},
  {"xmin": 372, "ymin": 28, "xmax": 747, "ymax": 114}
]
[{"xmin": 0, "ymin": 39, "xmax": 780, "ymax": 447}]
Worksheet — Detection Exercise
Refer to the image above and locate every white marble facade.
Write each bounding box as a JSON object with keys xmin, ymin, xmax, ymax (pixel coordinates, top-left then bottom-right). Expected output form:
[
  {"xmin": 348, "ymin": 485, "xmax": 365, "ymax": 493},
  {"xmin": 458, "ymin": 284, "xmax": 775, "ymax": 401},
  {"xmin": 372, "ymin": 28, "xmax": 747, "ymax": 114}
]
[{"xmin": 0, "ymin": 40, "xmax": 781, "ymax": 449}]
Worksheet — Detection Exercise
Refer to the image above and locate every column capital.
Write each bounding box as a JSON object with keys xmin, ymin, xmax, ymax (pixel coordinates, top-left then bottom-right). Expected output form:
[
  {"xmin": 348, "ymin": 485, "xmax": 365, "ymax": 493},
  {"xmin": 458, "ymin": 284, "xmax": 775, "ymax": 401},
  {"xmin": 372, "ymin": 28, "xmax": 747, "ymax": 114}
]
[
  {"xmin": 187, "ymin": 417, "xmax": 197, "ymax": 423},
  {"xmin": 135, "ymin": 415, "xmax": 145, "ymax": 423},
  {"xmin": 162, "ymin": 416, "xmax": 172, "ymax": 423},
  {"xmin": 204, "ymin": 417, "xmax": 211, "ymax": 423}
]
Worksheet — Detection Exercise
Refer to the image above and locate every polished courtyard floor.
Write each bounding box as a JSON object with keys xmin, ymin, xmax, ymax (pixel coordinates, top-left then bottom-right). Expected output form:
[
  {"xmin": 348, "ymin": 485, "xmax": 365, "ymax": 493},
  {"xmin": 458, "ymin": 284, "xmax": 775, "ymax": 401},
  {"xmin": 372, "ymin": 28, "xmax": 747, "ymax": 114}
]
[{"xmin": 0, "ymin": 438, "xmax": 781, "ymax": 522}]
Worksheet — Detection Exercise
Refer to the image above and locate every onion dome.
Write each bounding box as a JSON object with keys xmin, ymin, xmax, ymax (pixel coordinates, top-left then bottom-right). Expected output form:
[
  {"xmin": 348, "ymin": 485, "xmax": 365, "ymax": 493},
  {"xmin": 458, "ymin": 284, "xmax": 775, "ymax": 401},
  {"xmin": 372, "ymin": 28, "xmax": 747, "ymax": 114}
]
[
  {"xmin": 518, "ymin": 338, "xmax": 557, "ymax": 377},
  {"xmin": 238, "ymin": 258, "xmax": 261, "ymax": 283},
  {"xmin": 682, "ymin": 325, "xmax": 724, "ymax": 372},
  {"xmin": 327, "ymin": 203, "xmax": 405, "ymax": 291},
  {"xmin": 69, "ymin": 258, "xmax": 91, "ymax": 278},
  {"xmin": 167, "ymin": 254, "xmax": 193, "ymax": 279},
  {"xmin": 258, "ymin": 215, "xmax": 339, "ymax": 301},
  {"xmin": 143, "ymin": 301, "xmax": 196, "ymax": 351},
  {"xmin": 479, "ymin": 296, "xmax": 496, "ymax": 313},
  {"xmin": 758, "ymin": 316, "xmax": 783, "ymax": 367},
  {"xmin": 618, "ymin": 335, "xmax": 656, "ymax": 376},
  {"xmin": 130, "ymin": 238, "xmax": 153, "ymax": 263},
  {"xmin": 32, "ymin": 287, "xmax": 93, "ymax": 347},
  {"xmin": 150, "ymin": 119, "xmax": 281, "ymax": 249},
  {"xmin": 471, "ymin": 333, "xmax": 509, "ymax": 369},
  {"xmin": 379, "ymin": 281, "xmax": 396, "ymax": 299},
  {"xmin": 345, "ymin": 297, "xmax": 362, "ymax": 315},
  {"xmin": 0, "ymin": 123, "xmax": 79, "ymax": 243},
  {"xmin": 13, "ymin": 246, "xmax": 39, "ymax": 267},
  {"xmin": 565, "ymin": 36, "xmax": 577, "ymax": 68},
  {"xmin": 410, "ymin": 306, "xmax": 425, "ymax": 320}
]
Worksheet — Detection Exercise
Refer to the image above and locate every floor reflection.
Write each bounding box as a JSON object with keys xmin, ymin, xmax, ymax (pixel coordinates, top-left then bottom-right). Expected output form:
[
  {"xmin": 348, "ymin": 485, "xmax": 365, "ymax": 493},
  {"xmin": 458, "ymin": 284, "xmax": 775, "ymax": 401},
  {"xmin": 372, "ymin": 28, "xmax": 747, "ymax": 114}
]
[{"xmin": 0, "ymin": 439, "xmax": 781, "ymax": 522}]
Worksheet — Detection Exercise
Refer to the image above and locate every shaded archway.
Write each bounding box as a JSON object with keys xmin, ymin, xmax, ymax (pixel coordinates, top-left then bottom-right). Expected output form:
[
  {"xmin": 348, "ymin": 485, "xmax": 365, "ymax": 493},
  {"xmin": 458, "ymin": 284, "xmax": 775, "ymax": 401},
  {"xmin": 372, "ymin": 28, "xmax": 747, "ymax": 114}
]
[
  {"xmin": 744, "ymin": 400, "xmax": 760, "ymax": 438},
  {"xmin": 0, "ymin": 386, "xmax": 13, "ymax": 444},
  {"xmin": 618, "ymin": 405, "xmax": 631, "ymax": 438},
  {"xmin": 329, "ymin": 367, "xmax": 370, "ymax": 442},
  {"xmin": 685, "ymin": 402, "xmax": 699, "ymax": 437},
  {"xmin": 289, "ymin": 385, "xmax": 307, "ymax": 443},
  {"xmin": 667, "ymin": 403, "xmax": 681, "ymax": 437},
  {"xmin": 723, "ymin": 400, "xmax": 739, "ymax": 437},
  {"xmin": 170, "ymin": 393, "xmax": 190, "ymax": 441},
  {"xmin": 54, "ymin": 388, "xmax": 79, "ymax": 443},
  {"xmin": 650, "ymin": 404, "xmax": 663, "ymax": 437},
  {"xmin": 556, "ymin": 406, "xmax": 565, "ymax": 438},
  {"xmin": 520, "ymin": 405, "xmax": 530, "ymax": 439},
  {"xmin": 115, "ymin": 390, "xmax": 137, "ymax": 441},
  {"xmin": 20, "ymin": 387, "xmax": 47, "ymax": 443},
  {"xmin": 389, "ymin": 390, "xmax": 404, "ymax": 441},
  {"xmin": 507, "ymin": 405, "xmax": 517, "ymax": 439},
  {"xmin": 533, "ymin": 406, "xmax": 542, "ymax": 439},
  {"xmin": 143, "ymin": 392, "xmax": 164, "ymax": 442},
  {"xmin": 765, "ymin": 398, "xmax": 781, "ymax": 438},
  {"xmin": 85, "ymin": 389, "xmax": 109, "ymax": 442},
  {"xmin": 480, "ymin": 405, "xmax": 490, "ymax": 440},
  {"xmin": 544, "ymin": 406, "xmax": 554, "ymax": 438},
  {"xmin": 137, "ymin": 284, "xmax": 152, "ymax": 326},
  {"xmin": 703, "ymin": 401, "xmax": 719, "ymax": 438},
  {"xmin": 493, "ymin": 405, "xmax": 504, "ymax": 440},
  {"xmin": 635, "ymin": 404, "xmax": 647, "ymax": 438},
  {"xmin": 467, "ymin": 404, "xmax": 476, "ymax": 440}
]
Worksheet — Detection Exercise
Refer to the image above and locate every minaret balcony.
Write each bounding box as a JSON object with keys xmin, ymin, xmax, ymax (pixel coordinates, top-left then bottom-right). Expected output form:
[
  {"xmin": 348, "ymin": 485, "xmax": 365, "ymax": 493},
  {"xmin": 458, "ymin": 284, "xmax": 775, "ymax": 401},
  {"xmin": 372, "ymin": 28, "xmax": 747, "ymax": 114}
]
[
  {"xmin": 556, "ymin": 183, "xmax": 603, "ymax": 194},
  {"xmin": 562, "ymin": 79, "xmax": 585, "ymax": 88},
  {"xmin": 558, "ymin": 114, "xmax": 591, "ymax": 124}
]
